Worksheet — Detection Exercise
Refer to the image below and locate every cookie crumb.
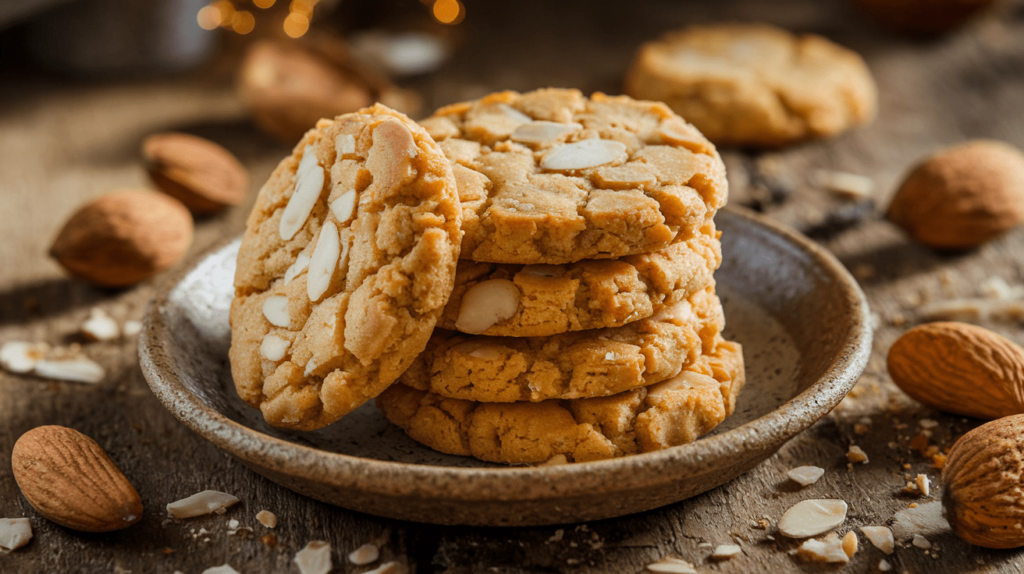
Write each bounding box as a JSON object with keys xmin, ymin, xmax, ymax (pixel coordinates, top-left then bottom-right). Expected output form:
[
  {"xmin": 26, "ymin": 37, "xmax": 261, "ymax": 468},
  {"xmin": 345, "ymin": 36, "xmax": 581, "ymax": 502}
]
[
  {"xmin": 794, "ymin": 533, "xmax": 849, "ymax": 563},
  {"xmin": 349, "ymin": 543, "xmax": 379, "ymax": 565},
  {"xmin": 847, "ymin": 445, "xmax": 869, "ymax": 464},
  {"xmin": 256, "ymin": 510, "xmax": 277, "ymax": 528},
  {"xmin": 294, "ymin": 541, "xmax": 331, "ymax": 574}
]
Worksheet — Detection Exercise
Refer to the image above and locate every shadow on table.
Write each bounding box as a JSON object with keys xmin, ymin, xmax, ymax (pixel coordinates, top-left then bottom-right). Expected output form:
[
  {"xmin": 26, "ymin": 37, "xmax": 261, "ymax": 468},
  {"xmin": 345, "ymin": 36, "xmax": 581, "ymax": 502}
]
[{"xmin": 0, "ymin": 277, "xmax": 113, "ymax": 327}]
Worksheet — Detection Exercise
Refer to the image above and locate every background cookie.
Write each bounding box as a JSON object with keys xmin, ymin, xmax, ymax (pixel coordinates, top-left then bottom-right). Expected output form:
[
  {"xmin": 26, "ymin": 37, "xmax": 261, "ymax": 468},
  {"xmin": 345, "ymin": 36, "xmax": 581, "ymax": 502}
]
[
  {"xmin": 419, "ymin": 88, "xmax": 728, "ymax": 264},
  {"xmin": 625, "ymin": 23, "xmax": 877, "ymax": 147},
  {"xmin": 400, "ymin": 284, "xmax": 724, "ymax": 402},
  {"xmin": 377, "ymin": 336, "xmax": 744, "ymax": 464},
  {"xmin": 438, "ymin": 220, "xmax": 721, "ymax": 337},
  {"xmin": 229, "ymin": 105, "xmax": 461, "ymax": 430}
]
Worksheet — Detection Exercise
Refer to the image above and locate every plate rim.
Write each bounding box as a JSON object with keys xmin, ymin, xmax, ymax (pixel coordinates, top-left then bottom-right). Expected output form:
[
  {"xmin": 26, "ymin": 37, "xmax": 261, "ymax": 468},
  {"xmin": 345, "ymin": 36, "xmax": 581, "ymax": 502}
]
[{"xmin": 139, "ymin": 207, "xmax": 872, "ymax": 502}]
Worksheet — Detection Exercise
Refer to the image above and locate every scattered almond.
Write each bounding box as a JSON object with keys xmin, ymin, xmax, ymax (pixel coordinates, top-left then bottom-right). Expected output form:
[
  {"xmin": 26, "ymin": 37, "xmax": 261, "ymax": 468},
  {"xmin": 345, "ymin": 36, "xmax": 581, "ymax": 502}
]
[
  {"xmin": 201, "ymin": 565, "xmax": 240, "ymax": 574},
  {"xmin": 887, "ymin": 322, "xmax": 1024, "ymax": 419},
  {"xmin": 645, "ymin": 557, "xmax": 697, "ymax": 573},
  {"xmin": 256, "ymin": 509, "xmax": 277, "ymax": 528},
  {"xmin": 0, "ymin": 518, "xmax": 32, "ymax": 550},
  {"xmin": 0, "ymin": 341, "xmax": 48, "ymax": 373},
  {"xmin": 912, "ymin": 534, "xmax": 932, "ymax": 549},
  {"xmin": 813, "ymin": 169, "xmax": 875, "ymax": 199},
  {"xmin": 710, "ymin": 544, "xmax": 741, "ymax": 560},
  {"xmin": 143, "ymin": 132, "xmax": 248, "ymax": 214},
  {"xmin": 879, "ymin": 558, "xmax": 893, "ymax": 571},
  {"xmin": 81, "ymin": 307, "xmax": 119, "ymax": 341},
  {"xmin": 349, "ymin": 542, "xmax": 380, "ymax": 565},
  {"xmin": 943, "ymin": 414, "xmax": 1024, "ymax": 548},
  {"xmin": 166, "ymin": 490, "xmax": 239, "ymax": 519},
  {"xmin": 540, "ymin": 138, "xmax": 627, "ymax": 171},
  {"xmin": 778, "ymin": 500, "xmax": 848, "ymax": 538},
  {"xmin": 49, "ymin": 190, "xmax": 193, "ymax": 287},
  {"xmin": 295, "ymin": 540, "xmax": 332, "ymax": 574},
  {"xmin": 33, "ymin": 356, "xmax": 105, "ymax": 384},
  {"xmin": 847, "ymin": 445, "xmax": 869, "ymax": 464},
  {"xmin": 841, "ymin": 531, "xmax": 858, "ymax": 558},
  {"xmin": 860, "ymin": 526, "xmax": 895, "ymax": 554},
  {"xmin": 787, "ymin": 466, "xmax": 825, "ymax": 487},
  {"xmin": 887, "ymin": 140, "xmax": 1024, "ymax": 249},
  {"xmin": 794, "ymin": 533, "xmax": 850, "ymax": 563},
  {"xmin": 123, "ymin": 320, "xmax": 143, "ymax": 337},
  {"xmin": 12, "ymin": 426, "xmax": 143, "ymax": 532}
]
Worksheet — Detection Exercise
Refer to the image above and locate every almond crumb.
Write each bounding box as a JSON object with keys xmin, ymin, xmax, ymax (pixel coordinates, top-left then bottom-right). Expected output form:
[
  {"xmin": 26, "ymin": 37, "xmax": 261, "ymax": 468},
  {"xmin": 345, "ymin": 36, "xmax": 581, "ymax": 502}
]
[
  {"xmin": 349, "ymin": 543, "xmax": 380, "ymax": 565},
  {"xmin": 847, "ymin": 445, "xmax": 869, "ymax": 464},
  {"xmin": 787, "ymin": 466, "xmax": 825, "ymax": 487},
  {"xmin": 256, "ymin": 510, "xmax": 277, "ymax": 528}
]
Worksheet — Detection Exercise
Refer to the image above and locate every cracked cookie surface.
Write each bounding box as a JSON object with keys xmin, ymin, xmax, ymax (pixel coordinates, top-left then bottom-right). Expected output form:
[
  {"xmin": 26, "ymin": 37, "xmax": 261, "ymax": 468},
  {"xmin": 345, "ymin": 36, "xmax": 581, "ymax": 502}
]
[
  {"xmin": 400, "ymin": 284, "xmax": 724, "ymax": 403},
  {"xmin": 229, "ymin": 104, "xmax": 461, "ymax": 430},
  {"xmin": 377, "ymin": 333, "xmax": 744, "ymax": 464},
  {"xmin": 419, "ymin": 88, "xmax": 727, "ymax": 264},
  {"xmin": 625, "ymin": 23, "xmax": 877, "ymax": 147},
  {"xmin": 439, "ymin": 220, "xmax": 721, "ymax": 337}
]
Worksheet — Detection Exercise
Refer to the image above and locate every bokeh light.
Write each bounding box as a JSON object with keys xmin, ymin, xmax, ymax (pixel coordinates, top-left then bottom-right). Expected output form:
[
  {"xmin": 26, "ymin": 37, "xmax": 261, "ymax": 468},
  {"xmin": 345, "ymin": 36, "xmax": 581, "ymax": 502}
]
[
  {"xmin": 283, "ymin": 12, "xmax": 310, "ymax": 38},
  {"xmin": 196, "ymin": 5, "xmax": 221, "ymax": 29},
  {"xmin": 253, "ymin": 0, "xmax": 276, "ymax": 8},
  {"xmin": 432, "ymin": 0, "xmax": 464, "ymax": 25},
  {"xmin": 232, "ymin": 10, "xmax": 255, "ymax": 34}
]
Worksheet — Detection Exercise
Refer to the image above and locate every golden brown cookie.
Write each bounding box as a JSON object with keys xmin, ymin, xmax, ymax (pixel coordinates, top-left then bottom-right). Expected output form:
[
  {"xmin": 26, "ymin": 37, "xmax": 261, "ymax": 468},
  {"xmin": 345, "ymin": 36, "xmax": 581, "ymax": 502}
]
[
  {"xmin": 419, "ymin": 88, "xmax": 728, "ymax": 264},
  {"xmin": 625, "ymin": 23, "xmax": 877, "ymax": 148},
  {"xmin": 438, "ymin": 220, "xmax": 721, "ymax": 337},
  {"xmin": 229, "ymin": 105, "xmax": 461, "ymax": 430},
  {"xmin": 400, "ymin": 284, "xmax": 724, "ymax": 403},
  {"xmin": 377, "ymin": 335, "xmax": 744, "ymax": 464}
]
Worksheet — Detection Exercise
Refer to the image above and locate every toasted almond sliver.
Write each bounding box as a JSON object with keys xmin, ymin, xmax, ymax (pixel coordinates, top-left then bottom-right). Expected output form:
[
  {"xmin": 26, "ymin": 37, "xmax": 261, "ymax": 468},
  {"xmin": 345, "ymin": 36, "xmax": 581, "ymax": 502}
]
[
  {"xmin": 81, "ymin": 307, "xmax": 119, "ymax": 341},
  {"xmin": 787, "ymin": 466, "xmax": 825, "ymax": 487},
  {"xmin": 256, "ymin": 509, "xmax": 277, "ymax": 528},
  {"xmin": 645, "ymin": 557, "xmax": 697, "ymax": 573},
  {"xmin": 860, "ymin": 526, "xmax": 894, "ymax": 554},
  {"xmin": 330, "ymin": 190, "xmax": 357, "ymax": 223},
  {"xmin": 167, "ymin": 490, "xmax": 240, "ymax": 518},
  {"xmin": 260, "ymin": 334, "xmax": 289, "ymax": 362},
  {"xmin": 280, "ymin": 145, "xmax": 324, "ymax": 241},
  {"xmin": 307, "ymin": 221, "xmax": 340, "ymax": 302},
  {"xmin": 0, "ymin": 518, "xmax": 32, "ymax": 551},
  {"xmin": 34, "ymin": 357, "xmax": 105, "ymax": 384},
  {"xmin": 349, "ymin": 542, "xmax": 380, "ymax": 565},
  {"xmin": 778, "ymin": 499, "xmax": 848, "ymax": 538},
  {"xmin": 262, "ymin": 296, "xmax": 291, "ymax": 328},
  {"xmin": 0, "ymin": 341, "xmax": 48, "ymax": 374},
  {"xmin": 540, "ymin": 138, "xmax": 627, "ymax": 171},
  {"xmin": 455, "ymin": 279, "xmax": 520, "ymax": 334},
  {"xmin": 295, "ymin": 540, "xmax": 332, "ymax": 574},
  {"xmin": 511, "ymin": 121, "xmax": 582, "ymax": 145}
]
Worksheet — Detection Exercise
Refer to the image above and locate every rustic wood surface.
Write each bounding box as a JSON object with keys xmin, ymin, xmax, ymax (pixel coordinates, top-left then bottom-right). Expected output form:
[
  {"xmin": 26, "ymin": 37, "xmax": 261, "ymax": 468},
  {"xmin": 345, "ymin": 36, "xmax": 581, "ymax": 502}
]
[{"xmin": 3, "ymin": 0, "xmax": 1024, "ymax": 572}]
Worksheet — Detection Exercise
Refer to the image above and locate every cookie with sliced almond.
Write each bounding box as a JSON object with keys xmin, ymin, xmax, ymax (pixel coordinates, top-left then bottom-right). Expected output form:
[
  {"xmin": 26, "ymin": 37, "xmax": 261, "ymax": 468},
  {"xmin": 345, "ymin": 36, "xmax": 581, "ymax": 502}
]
[
  {"xmin": 419, "ymin": 88, "xmax": 727, "ymax": 264},
  {"xmin": 229, "ymin": 105, "xmax": 461, "ymax": 430}
]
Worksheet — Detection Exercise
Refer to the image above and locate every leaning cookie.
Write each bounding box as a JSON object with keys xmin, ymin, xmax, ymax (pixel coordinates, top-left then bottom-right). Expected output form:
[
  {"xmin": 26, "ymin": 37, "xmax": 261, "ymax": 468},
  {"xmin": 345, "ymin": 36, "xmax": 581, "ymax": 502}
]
[
  {"xmin": 625, "ymin": 23, "xmax": 877, "ymax": 147},
  {"xmin": 400, "ymin": 285, "xmax": 723, "ymax": 403},
  {"xmin": 229, "ymin": 104, "xmax": 461, "ymax": 431},
  {"xmin": 439, "ymin": 220, "xmax": 721, "ymax": 337},
  {"xmin": 420, "ymin": 88, "xmax": 727, "ymax": 264},
  {"xmin": 377, "ymin": 337, "xmax": 744, "ymax": 464}
]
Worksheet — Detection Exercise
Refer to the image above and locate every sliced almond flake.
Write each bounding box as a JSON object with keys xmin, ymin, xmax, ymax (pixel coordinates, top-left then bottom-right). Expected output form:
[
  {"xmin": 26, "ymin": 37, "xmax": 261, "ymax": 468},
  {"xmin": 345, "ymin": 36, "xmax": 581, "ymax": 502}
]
[
  {"xmin": 778, "ymin": 499, "xmax": 848, "ymax": 538},
  {"xmin": 540, "ymin": 138, "xmax": 627, "ymax": 171},
  {"xmin": 348, "ymin": 542, "xmax": 380, "ymax": 565},
  {"xmin": 256, "ymin": 510, "xmax": 277, "ymax": 528},
  {"xmin": 787, "ymin": 466, "xmax": 825, "ymax": 487},
  {"xmin": 336, "ymin": 133, "xmax": 356, "ymax": 156},
  {"xmin": 280, "ymin": 145, "xmax": 325, "ymax": 241},
  {"xmin": 330, "ymin": 189, "xmax": 357, "ymax": 223},
  {"xmin": 646, "ymin": 557, "xmax": 697, "ymax": 573},
  {"xmin": 0, "ymin": 341, "xmax": 48, "ymax": 374},
  {"xmin": 711, "ymin": 544, "xmax": 741, "ymax": 559},
  {"xmin": 918, "ymin": 418, "xmax": 938, "ymax": 429},
  {"xmin": 455, "ymin": 279, "xmax": 520, "ymax": 334},
  {"xmin": 167, "ymin": 490, "xmax": 240, "ymax": 519},
  {"xmin": 891, "ymin": 501, "xmax": 948, "ymax": 541},
  {"xmin": 860, "ymin": 526, "xmax": 895, "ymax": 554},
  {"xmin": 498, "ymin": 103, "xmax": 532, "ymax": 124},
  {"xmin": 260, "ymin": 334, "xmax": 289, "ymax": 362},
  {"xmin": 34, "ymin": 357, "xmax": 105, "ymax": 384},
  {"xmin": 295, "ymin": 540, "xmax": 332, "ymax": 574},
  {"xmin": 916, "ymin": 474, "xmax": 931, "ymax": 497},
  {"xmin": 0, "ymin": 518, "xmax": 32, "ymax": 550},
  {"xmin": 847, "ymin": 445, "xmax": 869, "ymax": 464},
  {"xmin": 227, "ymin": 519, "xmax": 239, "ymax": 530},
  {"xmin": 262, "ymin": 296, "xmax": 291, "ymax": 328},
  {"xmin": 604, "ymin": 352, "xmax": 616, "ymax": 361},
  {"xmin": 81, "ymin": 307, "xmax": 119, "ymax": 341},
  {"xmin": 918, "ymin": 297, "xmax": 1024, "ymax": 323},
  {"xmin": 813, "ymin": 169, "xmax": 875, "ymax": 199},
  {"xmin": 363, "ymin": 562, "xmax": 404, "ymax": 574},
  {"xmin": 510, "ymin": 121, "xmax": 582, "ymax": 145},
  {"xmin": 795, "ymin": 533, "xmax": 849, "ymax": 563},
  {"xmin": 123, "ymin": 321, "xmax": 143, "ymax": 337},
  {"xmin": 303, "ymin": 359, "xmax": 319, "ymax": 377},
  {"xmin": 912, "ymin": 534, "xmax": 932, "ymax": 549},
  {"xmin": 201, "ymin": 565, "xmax": 240, "ymax": 574},
  {"xmin": 879, "ymin": 559, "xmax": 893, "ymax": 572},
  {"xmin": 307, "ymin": 221, "xmax": 340, "ymax": 302},
  {"xmin": 284, "ymin": 251, "xmax": 312, "ymax": 285},
  {"xmin": 841, "ymin": 531, "xmax": 858, "ymax": 558}
]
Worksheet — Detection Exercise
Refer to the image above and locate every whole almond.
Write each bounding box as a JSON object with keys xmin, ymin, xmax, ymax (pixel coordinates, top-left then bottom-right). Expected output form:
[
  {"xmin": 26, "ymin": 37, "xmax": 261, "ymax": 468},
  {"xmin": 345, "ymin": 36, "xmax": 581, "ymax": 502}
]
[
  {"xmin": 887, "ymin": 140, "xmax": 1024, "ymax": 249},
  {"xmin": 11, "ymin": 426, "xmax": 143, "ymax": 532},
  {"xmin": 942, "ymin": 414, "xmax": 1024, "ymax": 548},
  {"xmin": 143, "ymin": 132, "xmax": 248, "ymax": 214},
  {"xmin": 887, "ymin": 322, "xmax": 1024, "ymax": 419},
  {"xmin": 49, "ymin": 190, "xmax": 193, "ymax": 287}
]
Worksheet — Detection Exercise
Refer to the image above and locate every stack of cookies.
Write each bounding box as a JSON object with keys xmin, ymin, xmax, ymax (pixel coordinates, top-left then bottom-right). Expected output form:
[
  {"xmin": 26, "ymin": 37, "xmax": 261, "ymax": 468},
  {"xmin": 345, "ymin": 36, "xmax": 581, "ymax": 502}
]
[{"xmin": 229, "ymin": 88, "xmax": 744, "ymax": 466}]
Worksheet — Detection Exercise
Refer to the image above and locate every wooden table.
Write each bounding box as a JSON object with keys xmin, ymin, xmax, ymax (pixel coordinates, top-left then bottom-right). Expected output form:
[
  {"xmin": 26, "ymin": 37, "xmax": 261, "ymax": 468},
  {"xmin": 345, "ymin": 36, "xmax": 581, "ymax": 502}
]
[{"xmin": 3, "ymin": 0, "xmax": 1024, "ymax": 571}]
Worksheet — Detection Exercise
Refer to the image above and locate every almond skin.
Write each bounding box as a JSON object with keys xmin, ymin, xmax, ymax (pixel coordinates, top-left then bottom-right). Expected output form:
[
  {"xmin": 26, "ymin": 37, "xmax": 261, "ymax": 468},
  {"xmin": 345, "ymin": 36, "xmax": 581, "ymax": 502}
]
[
  {"xmin": 11, "ymin": 426, "xmax": 143, "ymax": 532},
  {"xmin": 943, "ymin": 414, "xmax": 1024, "ymax": 548},
  {"xmin": 887, "ymin": 322, "xmax": 1024, "ymax": 419},
  {"xmin": 143, "ymin": 132, "xmax": 248, "ymax": 214},
  {"xmin": 49, "ymin": 190, "xmax": 193, "ymax": 287},
  {"xmin": 887, "ymin": 140, "xmax": 1024, "ymax": 249}
]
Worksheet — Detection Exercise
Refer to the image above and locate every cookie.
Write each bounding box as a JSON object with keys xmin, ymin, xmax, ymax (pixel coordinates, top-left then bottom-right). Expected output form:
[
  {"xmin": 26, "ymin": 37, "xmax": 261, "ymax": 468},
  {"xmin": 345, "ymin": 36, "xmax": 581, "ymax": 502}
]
[
  {"xmin": 418, "ymin": 88, "xmax": 728, "ymax": 264},
  {"xmin": 229, "ymin": 104, "xmax": 462, "ymax": 430},
  {"xmin": 438, "ymin": 220, "xmax": 721, "ymax": 337},
  {"xmin": 400, "ymin": 284, "xmax": 724, "ymax": 403},
  {"xmin": 377, "ymin": 336, "xmax": 744, "ymax": 464},
  {"xmin": 625, "ymin": 23, "xmax": 877, "ymax": 148}
]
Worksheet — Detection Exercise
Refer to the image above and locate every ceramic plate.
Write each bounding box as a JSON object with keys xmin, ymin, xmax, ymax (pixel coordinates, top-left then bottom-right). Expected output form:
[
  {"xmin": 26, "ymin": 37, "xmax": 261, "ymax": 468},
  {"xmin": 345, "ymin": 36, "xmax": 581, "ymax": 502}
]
[{"xmin": 139, "ymin": 207, "xmax": 871, "ymax": 526}]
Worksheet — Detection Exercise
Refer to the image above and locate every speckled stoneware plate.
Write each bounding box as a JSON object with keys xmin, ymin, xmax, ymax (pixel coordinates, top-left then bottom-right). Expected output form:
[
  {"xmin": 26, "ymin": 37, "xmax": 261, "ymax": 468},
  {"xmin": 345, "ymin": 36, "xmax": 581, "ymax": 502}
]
[{"xmin": 139, "ymin": 207, "xmax": 871, "ymax": 527}]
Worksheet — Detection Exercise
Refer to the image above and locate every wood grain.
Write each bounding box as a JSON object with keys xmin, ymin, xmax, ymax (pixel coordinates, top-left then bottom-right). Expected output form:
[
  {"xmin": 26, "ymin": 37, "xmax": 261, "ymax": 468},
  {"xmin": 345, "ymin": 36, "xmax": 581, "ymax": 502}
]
[{"xmin": 3, "ymin": 0, "xmax": 1024, "ymax": 572}]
